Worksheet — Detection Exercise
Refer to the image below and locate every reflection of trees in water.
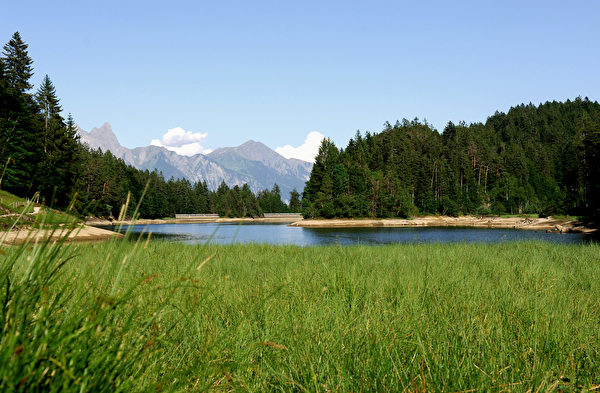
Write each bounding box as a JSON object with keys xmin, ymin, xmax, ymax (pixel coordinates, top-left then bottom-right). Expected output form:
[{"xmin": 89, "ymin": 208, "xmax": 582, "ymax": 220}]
[{"xmin": 116, "ymin": 224, "xmax": 595, "ymax": 247}]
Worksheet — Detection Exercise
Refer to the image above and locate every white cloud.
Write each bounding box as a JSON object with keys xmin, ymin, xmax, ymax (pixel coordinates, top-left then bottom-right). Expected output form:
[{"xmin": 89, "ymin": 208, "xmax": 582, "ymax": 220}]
[
  {"xmin": 151, "ymin": 127, "xmax": 211, "ymax": 156},
  {"xmin": 276, "ymin": 131, "xmax": 324, "ymax": 163}
]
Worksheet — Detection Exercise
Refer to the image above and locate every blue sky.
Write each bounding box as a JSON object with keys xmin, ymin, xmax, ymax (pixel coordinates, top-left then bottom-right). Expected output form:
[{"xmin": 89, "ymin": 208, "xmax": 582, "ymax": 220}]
[{"xmin": 2, "ymin": 0, "xmax": 599, "ymax": 162}]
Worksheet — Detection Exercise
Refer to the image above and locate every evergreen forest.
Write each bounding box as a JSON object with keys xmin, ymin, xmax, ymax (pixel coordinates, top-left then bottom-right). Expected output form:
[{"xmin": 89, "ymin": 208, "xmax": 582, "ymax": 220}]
[
  {"xmin": 3, "ymin": 31, "xmax": 600, "ymax": 222},
  {"xmin": 0, "ymin": 32, "xmax": 298, "ymax": 219},
  {"xmin": 303, "ymin": 99, "xmax": 600, "ymax": 219}
]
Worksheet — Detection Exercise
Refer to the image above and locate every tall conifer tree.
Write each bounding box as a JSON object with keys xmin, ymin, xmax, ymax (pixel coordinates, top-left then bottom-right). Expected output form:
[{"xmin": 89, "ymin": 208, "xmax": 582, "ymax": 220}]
[
  {"xmin": 0, "ymin": 34, "xmax": 38, "ymax": 194},
  {"xmin": 1, "ymin": 32, "xmax": 34, "ymax": 94},
  {"xmin": 31, "ymin": 75, "xmax": 80, "ymax": 207},
  {"xmin": 35, "ymin": 74, "xmax": 64, "ymax": 153}
]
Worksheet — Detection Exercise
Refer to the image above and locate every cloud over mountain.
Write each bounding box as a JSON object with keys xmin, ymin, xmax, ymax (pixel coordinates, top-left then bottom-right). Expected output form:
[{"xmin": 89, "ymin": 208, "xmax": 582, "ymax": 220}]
[
  {"xmin": 77, "ymin": 122, "xmax": 312, "ymax": 199},
  {"xmin": 276, "ymin": 131, "xmax": 324, "ymax": 163},
  {"xmin": 151, "ymin": 127, "xmax": 212, "ymax": 156}
]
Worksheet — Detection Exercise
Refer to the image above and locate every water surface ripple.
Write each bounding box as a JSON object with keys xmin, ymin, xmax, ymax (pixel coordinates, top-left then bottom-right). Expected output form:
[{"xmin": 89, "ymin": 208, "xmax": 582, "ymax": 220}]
[{"xmin": 110, "ymin": 222, "xmax": 598, "ymax": 246}]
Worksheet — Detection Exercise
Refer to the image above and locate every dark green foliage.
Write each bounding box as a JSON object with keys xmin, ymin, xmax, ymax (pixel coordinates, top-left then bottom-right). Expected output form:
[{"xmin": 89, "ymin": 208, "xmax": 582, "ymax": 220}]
[
  {"xmin": 35, "ymin": 74, "xmax": 63, "ymax": 152},
  {"xmin": 582, "ymin": 112, "xmax": 600, "ymax": 216},
  {"xmin": 0, "ymin": 32, "xmax": 294, "ymax": 219},
  {"xmin": 0, "ymin": 51, "xmax": 39, "ymax": 195},
  {"xmin": 257, "ymin": 183, "xmax": 289, "ymax": 214},
  {"xmin": 289, "ymin": 187, "xmax": 301, "ymax": 213},
  {"xmin": 213, "ymin": 181, "xmax": 262, "ymax": 218},
  {"xmin": 303, "ymin": 98, "xmax": 600, "ymax": 218},
  {"xmin": 3, "ymin": 30, "xmax": 599, "ymax": 221},
  {"xmin": 33, "ymin": 76, "xmax": 82, "ymax": 208},
  {"xmin": 70, "ymin": 148, "xmax": 288, "ymax": 219},
  {"xmin": 303, "ymin": 138, "xmax": 340, "ymax": 218},
  {"xmin": 1, "ymin": 32, "xmax": 33, "ymax": 93},
  {"xmin": 1, "ymin": 34, "xmax": 80, "ymax": 206}
]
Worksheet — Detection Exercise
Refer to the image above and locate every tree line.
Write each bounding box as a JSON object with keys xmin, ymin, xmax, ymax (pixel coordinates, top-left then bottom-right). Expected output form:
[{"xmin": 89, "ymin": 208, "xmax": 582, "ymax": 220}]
[
  {"xmin": 5, "ymin": 32, "xmax": 600, "ymax": 222},
  {"xmin": 0, "ymin": 32, "xmax": 300, "ymax": 219},
  {"xmin": 303, "ymin": 98, "xmax": 600, "ymax": 219},
  {"xmin": 71, "ymin": 147, "xmax": 300, "ymax": 219}
]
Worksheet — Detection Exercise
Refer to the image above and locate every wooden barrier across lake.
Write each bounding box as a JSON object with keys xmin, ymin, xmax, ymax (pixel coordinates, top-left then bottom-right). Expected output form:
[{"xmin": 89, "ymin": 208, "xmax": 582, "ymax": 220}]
[
  {"xmin": 263, "ymin": 213, "xmax": 303, "ymax": 218},
  {"xmin": 175, "ymin": 214, "xmax": 219, "ymax": 219},
  {"xmin": 174, "ymin": 213, "xmax": 303, "ymax": 221}
]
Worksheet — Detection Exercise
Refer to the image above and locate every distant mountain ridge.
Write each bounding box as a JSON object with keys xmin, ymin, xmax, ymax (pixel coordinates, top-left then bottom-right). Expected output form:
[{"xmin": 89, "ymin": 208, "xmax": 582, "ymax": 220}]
[{"xmin": 77, "ymin": 123, "xmax": 312, "ymax": 199}]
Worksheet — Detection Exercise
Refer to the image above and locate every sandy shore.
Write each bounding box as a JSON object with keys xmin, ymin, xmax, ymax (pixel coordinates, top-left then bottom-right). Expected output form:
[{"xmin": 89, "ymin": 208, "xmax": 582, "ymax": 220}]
[
  {"xmin": 86, "ymin": 215, "xmax": 597, "ymax": 234},
  {"xmin": 3, "ymin": 215, "xmax": 594, "ymax": 245},
  {"xmin": 85, "ymin": 217, "xmax": 303, "ymax": 226},
  {"xmin": 1, "ymin": 225, "xmax": 123, "ymax": 245},
  {"xmin": 289, "ymin": 216, "xmax": 597, "ymax": 233}
]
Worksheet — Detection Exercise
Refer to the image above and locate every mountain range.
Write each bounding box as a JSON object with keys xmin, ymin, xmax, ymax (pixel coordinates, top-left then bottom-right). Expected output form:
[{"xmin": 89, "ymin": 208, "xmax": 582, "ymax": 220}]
[{"xmin": 76, "ymin": 123, "xmax": 313, "ymax": 199}]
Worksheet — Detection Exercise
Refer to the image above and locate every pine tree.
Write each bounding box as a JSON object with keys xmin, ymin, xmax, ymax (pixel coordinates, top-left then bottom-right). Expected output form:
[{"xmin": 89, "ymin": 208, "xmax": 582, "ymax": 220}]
[
  {"xmin": 581, "ymin": 113, "xmax": 600, "ymax": 216},
  {"xmin": 0, "ymin": 49, "xmax": 39, "ymax": 194},
  {"xmin": 35, "ymin": 74, "xmax": 64, "ymax": 153},
  {"xmin": 1, "ymin": 32, "xmax": 34, "ymax": 94},
  {"xmin": 240, "ymin": 183, "xmax": 259, "ymax": 217},
  {"xmin": 289, "ymin": 188, "xmax": 301, "ymax": 212},
  {"xmin": 33, "ymin": 75, "xmax": 80, "ymax": 208}
]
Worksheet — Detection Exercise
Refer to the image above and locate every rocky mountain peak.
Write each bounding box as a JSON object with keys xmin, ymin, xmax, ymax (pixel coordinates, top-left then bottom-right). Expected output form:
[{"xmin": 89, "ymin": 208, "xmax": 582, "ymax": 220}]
[
  {"xmin": 74, "ymin": 124, "xmax": 312, "ymax": 197},
  {"xmin": 79, "ymin": 122, "xmax": 122, "ymax": 154}
]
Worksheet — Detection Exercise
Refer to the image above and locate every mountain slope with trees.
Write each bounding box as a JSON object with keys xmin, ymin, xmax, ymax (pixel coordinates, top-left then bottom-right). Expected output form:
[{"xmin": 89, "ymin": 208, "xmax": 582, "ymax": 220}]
[
  {"xmin": 76, "ymin": 123, "xmax": 312, "ymax": 199},
  {"xmin": 0, "ymin": 32, "xmax": 298, "ymax": 219},
  {"xmin": 303, "ymin": 99, "xmax": 600, "ymax": 219},
  {"xmin": 0, "ymin": 32, "xmax": 80, "ymax": 207},
  {"xmin": 3, "ymin": 32, "xmax": 599, "ymax": 222}
]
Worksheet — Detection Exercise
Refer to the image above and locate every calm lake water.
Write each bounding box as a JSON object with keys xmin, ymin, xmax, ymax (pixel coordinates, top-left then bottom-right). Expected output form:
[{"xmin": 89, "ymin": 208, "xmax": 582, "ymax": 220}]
[{"xmin": 109, "ymin": 222, "xmax": 599, "ymax": 246}]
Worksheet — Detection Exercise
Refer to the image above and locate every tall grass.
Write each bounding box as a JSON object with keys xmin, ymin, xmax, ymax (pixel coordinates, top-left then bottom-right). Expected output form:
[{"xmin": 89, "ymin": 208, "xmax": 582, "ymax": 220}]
[{"xmin": 1, "ymin": 219, "xmax": 600, "ymax": 391}]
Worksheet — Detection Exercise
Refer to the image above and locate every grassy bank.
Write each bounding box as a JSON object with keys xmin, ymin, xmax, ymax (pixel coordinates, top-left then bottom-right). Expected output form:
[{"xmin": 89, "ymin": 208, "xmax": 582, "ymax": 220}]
[{"xmin": 2, "ymin": 235, "xmax": 599, "ymax": 391}]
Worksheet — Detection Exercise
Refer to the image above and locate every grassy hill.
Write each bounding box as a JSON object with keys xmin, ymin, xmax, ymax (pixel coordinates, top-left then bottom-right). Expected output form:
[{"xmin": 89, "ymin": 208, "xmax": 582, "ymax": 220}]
[
  {"xmin": 0, "ymin": 190, "xmax": 27, "ymax": 209},
  {"xmin": 0, "ymin": 190, "xmax": 78, "ymax": 228}
]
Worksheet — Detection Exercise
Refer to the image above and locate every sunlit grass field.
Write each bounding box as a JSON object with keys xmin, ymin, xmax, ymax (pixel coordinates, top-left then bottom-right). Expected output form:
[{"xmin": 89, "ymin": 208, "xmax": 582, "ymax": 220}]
[{"xmin": 1, "ymin": 228, "xmax": 599, "ymax": 391}]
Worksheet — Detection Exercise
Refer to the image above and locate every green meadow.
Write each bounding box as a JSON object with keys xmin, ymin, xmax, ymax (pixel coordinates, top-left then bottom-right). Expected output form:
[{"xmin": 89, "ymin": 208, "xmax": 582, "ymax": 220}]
[{"xmin": 1, "ymin": 227, "xmax": 599, "ymax": 391}]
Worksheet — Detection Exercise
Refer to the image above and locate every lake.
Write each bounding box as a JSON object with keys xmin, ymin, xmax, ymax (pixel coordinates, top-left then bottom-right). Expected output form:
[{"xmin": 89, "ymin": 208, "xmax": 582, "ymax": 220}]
[{"xmin": 109, "ymin": 222, "xmax": 599, "ymax": 246}]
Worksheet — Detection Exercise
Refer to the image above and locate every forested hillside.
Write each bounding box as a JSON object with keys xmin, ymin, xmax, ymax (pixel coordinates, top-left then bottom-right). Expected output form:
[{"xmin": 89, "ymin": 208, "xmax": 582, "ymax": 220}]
[
  {"xmin": 3, "ymin": 32, "xmax": 600, "ymax": 222},
  {"xmin": 0, "ymin": 32, "xmax": 297, "ymax": 219},
  {"xmin": 303, "ymin": 98, "xmax": 600, "ymax": 219}
]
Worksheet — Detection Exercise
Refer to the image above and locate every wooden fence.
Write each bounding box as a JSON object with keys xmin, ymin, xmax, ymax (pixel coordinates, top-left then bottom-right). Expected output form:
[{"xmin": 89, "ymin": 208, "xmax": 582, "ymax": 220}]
[{"xmin": 175, "ymin": 214, "xmax": 219, "ymax": 219}]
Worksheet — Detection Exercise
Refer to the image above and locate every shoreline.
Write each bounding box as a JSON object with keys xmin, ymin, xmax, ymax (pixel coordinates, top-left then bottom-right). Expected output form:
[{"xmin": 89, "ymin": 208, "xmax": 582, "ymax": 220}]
[
  {"xmin": 84, "ymin": 215, "xmax": 598, "ymax": 234},
  {"xmin": 1, "ymin": 225, "xmax": 123, "ymax": 245},
  {"xmin": 85, "ymin": 217, "xmax": 302, "ymax": 226},
  {"xmin": 289, "ymin": 216, "xmax": 597, "ymax": 233},
  {"xmin": 2, "ymin": 215, "xmax": 596, "ymax": 245}
]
